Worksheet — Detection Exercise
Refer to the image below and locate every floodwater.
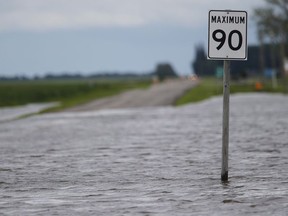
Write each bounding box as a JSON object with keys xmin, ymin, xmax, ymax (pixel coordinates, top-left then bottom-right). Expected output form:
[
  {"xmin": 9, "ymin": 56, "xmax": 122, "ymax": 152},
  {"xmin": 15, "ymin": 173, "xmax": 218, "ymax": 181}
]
[
  {"xmin": 0, "ymin": 93, "xmax": 287, "ymax": 215},
  {"xmin": 0, "ymin": 102, "xmax": 59, "ymax": 122}
]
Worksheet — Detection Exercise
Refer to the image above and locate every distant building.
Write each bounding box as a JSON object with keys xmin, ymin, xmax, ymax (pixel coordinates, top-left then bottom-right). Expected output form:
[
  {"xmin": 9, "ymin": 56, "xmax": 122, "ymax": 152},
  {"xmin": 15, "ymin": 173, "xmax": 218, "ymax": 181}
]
[
  {"xmin": 230, "ymin": 44, "xmax": 282, "ymax": 79},
  {"xmin": 192, "ymin": 44, "xmax": 285, "ymax": 79}
]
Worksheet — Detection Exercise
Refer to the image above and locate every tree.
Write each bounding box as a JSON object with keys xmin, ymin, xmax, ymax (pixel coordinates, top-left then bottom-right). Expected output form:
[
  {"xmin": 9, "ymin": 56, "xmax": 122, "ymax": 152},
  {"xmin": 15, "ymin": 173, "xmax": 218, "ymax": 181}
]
[
  {"xmin": 154, "ymin": 63, "xmax": 178, "ymax": 81},
  {"xmin": 192, "ymin": 45, "xmax": 220, "ymax": 76},
  {"xmin": 254, "ymin": 0, "xmax": 288, "ymax": 77}
]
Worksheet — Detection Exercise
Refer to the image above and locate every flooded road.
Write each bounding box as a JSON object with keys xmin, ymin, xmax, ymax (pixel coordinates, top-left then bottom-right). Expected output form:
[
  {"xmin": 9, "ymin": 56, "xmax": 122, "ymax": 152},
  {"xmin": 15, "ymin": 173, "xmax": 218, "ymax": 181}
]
[
  {"xmin": 0, "ymin": 93, "xmax": 287, "ymax": 215},
  {"xmin": 66, "ymin": 79, "xmax": 197, "ymax": 112}
]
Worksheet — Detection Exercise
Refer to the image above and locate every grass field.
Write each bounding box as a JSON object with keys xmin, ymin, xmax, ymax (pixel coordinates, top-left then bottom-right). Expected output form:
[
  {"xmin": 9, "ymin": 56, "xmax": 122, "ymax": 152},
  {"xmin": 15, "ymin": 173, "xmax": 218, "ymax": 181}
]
[
  {"xmin": 0, "ymin": 79, "xmax": 150, "ymax": 111},
  {"xmin": 176, "ymin": 78, "xmax": 288, "ymax": 106},
  {"xmin": 1, "ymin": 77, "xmax": 287, "ymax": 112}
]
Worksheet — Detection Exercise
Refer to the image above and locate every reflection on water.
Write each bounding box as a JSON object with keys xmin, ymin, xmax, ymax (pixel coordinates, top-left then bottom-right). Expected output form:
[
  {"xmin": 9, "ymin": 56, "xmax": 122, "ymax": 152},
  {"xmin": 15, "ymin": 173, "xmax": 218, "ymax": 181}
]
[{"xmin": 0, "ymin": 93, "xmax": 287, "ymax": 215}]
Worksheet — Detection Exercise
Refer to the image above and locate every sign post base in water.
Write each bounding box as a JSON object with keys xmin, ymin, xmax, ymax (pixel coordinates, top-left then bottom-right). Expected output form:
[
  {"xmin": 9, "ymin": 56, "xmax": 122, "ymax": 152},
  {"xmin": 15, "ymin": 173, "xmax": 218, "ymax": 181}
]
[{"xmin": 221, "ymin": 60, "xmax": 230, "ymax": 182}]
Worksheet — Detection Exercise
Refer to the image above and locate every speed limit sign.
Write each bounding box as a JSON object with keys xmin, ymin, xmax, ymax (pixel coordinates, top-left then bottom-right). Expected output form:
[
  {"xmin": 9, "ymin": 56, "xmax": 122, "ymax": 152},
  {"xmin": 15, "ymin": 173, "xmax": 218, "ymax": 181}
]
[{"xmin": 208, "ymin": 10, "xmax": 247, "ymax": 60}]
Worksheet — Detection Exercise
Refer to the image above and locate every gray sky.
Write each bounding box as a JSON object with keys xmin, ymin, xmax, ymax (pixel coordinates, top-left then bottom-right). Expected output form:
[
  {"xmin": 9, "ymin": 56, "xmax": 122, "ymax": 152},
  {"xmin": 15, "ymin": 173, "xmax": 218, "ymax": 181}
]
[{"xmin": 0, "ymin": 0, "xmax": 265, "ymax": 76}]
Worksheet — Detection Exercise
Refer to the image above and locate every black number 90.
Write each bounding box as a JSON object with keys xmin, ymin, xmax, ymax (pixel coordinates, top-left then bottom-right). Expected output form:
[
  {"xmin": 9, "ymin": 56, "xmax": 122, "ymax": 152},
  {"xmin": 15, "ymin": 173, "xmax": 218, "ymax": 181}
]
[{"xmin": 212, "ymin": 29, "xmax": 243, "ymax": 51}]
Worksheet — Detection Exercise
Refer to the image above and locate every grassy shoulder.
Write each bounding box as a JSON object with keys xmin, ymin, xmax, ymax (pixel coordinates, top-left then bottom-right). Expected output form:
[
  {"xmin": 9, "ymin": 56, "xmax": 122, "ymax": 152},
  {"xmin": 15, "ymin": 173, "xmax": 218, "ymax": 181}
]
[
  {"xmin": 0, "ymin": 79, "xmax": 151, "ymax": 112},
  {"xmin": 176, "ymin": 77, "xmax": 288, "ymax": 106}
]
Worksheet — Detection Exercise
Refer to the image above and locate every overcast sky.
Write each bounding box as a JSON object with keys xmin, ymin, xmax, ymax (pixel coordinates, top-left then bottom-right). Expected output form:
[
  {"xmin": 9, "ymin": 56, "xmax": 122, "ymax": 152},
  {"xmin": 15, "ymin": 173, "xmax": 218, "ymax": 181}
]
[{"xmin": 0, "ymin": 0, "xmax": 265, "ymax": 77}]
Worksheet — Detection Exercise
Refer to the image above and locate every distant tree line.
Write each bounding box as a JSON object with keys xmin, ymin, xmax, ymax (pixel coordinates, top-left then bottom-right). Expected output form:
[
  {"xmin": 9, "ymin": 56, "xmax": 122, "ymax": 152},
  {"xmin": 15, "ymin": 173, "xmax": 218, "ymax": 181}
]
[
  {"xmin": 0, "ymin": 63, "xmax": 179, "ymax": 82},
  {"xmin": 0, "ymin": 72, "xmax": 152, "ymax": 81}
]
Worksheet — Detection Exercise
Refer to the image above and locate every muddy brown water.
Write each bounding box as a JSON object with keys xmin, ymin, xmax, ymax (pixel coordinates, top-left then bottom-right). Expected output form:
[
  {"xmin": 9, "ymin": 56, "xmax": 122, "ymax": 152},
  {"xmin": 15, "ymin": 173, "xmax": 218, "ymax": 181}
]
[{"xmin": 0, "ymin": 93, "xmax": 287, "ymax": 215}]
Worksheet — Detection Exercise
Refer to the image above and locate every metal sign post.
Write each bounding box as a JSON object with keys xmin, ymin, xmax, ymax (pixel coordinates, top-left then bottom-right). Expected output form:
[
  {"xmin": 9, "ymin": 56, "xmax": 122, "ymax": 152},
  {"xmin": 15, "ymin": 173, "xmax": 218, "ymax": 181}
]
[
  {"xmin": 222, "ymin": 60, "xmax": 230, "ymax": 181},
  {"xmin": 208, "ymin": 10, "xmax": 247, "ymax": 182}
]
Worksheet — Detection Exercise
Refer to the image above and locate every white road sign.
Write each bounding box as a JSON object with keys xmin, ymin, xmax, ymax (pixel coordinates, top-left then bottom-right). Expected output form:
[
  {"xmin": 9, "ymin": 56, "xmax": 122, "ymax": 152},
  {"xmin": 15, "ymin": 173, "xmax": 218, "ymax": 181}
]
[{"xmin": 208, "ymin": 10, "xmax": 247, "ymax": 60}]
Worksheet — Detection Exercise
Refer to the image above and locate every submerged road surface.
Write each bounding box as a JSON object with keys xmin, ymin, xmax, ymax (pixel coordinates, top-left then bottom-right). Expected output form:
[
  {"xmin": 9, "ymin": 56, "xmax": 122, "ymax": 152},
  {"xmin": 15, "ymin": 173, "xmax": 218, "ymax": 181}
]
[
  {"xmin": 0, "ymin": 93, "xmax": 287, "ymax": 215},
  {"xmin": 66, "ymin": 79, "xmax": 197, "ymax": 112}
]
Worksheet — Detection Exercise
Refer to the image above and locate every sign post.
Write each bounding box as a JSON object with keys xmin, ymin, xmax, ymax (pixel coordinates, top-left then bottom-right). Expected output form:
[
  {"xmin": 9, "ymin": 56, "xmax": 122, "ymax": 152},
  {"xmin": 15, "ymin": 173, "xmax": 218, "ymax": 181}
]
[
  {"xmin": 208, "ymin": 10, "xmax": 247, "ymax": 182},
  {"xmin": 222, "ymin": 60, "xmax": 230, "ymax": 181}
]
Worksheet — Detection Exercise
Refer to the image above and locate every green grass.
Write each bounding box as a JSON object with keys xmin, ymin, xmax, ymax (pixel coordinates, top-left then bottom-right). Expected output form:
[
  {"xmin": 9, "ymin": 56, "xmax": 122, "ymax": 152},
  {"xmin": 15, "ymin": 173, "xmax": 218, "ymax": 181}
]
[
  {"xmin": 0, "ymin": 79, "xmax": 150, "ymax": 112},
  {"xmin": 176, "ymin": 78, "xmax": 288, "ymax": 106},
  {"xmin": 176, "ymin": 79, "xmax": 222, "ymax": 105}
]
